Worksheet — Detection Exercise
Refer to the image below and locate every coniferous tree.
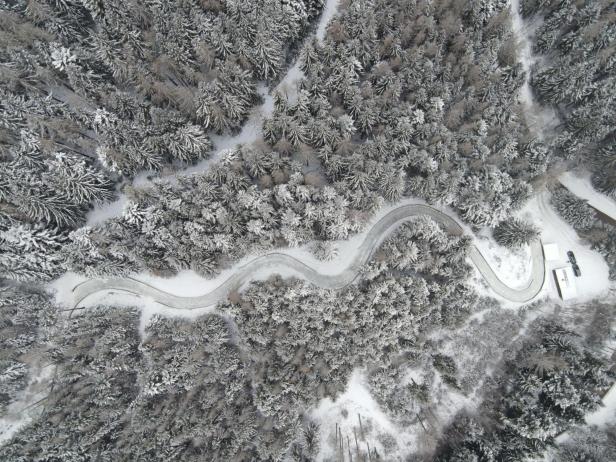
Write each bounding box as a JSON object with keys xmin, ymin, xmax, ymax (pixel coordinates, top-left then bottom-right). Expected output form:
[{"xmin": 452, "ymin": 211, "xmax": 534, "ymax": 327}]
[
  {"xmin": 550, "ymin": 187, "xmax": 596, "ymax": 231},
  {"xmin": 493, "ymin": 217, "xmax": 540, "ymax": 249}
]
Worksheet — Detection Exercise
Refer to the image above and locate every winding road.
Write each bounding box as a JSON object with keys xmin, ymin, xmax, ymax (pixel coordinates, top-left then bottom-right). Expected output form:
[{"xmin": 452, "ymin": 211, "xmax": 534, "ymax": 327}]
[
  {"xmin": 71, "ymin": 203, "xmax": 546, "ymax": 309},
  {"xmin": 71, "ymin": 1, "xmax": 546, "ymax": 311}
]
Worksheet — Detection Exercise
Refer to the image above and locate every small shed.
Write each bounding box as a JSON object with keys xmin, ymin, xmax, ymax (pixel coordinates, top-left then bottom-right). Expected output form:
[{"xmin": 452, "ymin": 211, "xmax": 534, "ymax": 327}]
[
  {"xmin": 543, "ymin": 242, "xmax": 560, "ymax": 261},
  {"xmin": 553, "ymin": 266, "xmax": 577, "ymax": 301}
]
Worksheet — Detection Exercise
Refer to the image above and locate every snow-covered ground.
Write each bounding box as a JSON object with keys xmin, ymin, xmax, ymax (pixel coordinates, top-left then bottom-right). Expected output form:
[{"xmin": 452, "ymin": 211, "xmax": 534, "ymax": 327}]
[
  {"xmin": 474, "ymin": 229, "xmax": 532, "ymax": 288},
  {"xmin": 509, "ymin": 0, "xmax": 534, "ymax": 108},
  {"xmin": 83, "ymin": 0, "xmax": 342, "ymax": 225},
  {"xmin": 85, "ymin": 193, "xmax": 128, "ymax": 226},
  {"xmin": 174, "ymin": 0, "xmax": 343, "ymax": 175},
  {"xmin": 559, "ymin": 170, "xmax": 616, "ymax": 219},
  {"xmin": 57, "ymin": 196, "xmax": 541, "ymax": 312},
  {"xmin": 509, "ymin": 0, "xmax": 559, "ymax": 135},
  {"xmin": 0, "ymin": 364, "xmax": 55, "ymax": 444},
  {"xmin": 49, "ymin": 0, "xmax": 346, "ymax": 316},
  {"xmin": 51, "ymin": 273, "xmax": 212, "ymax": 339},
  {"xmin": 316, "ymin": 0, "xmax": 341, "ymax": 42},
  {"xmin": 520, "ymin": 192, "xmax": 611, "ymax": 304},
  {"xmin": 184, "ymin": 84, "xmax": 274, "ymax": 177},
  {"xmin": 309, "ymin": 369, "xmax": 474, "ymax": 461},
  {"xmin": 59, "ymin": 197, "xmax": 431, "ymax": 304},
  {"xmin": 551, "ymin": 380, "xmax": 616, "ymax": 451},
  {"xmin": 585, "ymin": 383, "xmax": 616, "ymax": 427},
  {"xmin": 310, "ymin": 370, "xmax": 417, "ymax": 461}
]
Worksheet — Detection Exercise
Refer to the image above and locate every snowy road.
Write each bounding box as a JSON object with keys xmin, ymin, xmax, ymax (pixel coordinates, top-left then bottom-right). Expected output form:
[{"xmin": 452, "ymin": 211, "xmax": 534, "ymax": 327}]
[
  {"xmin": 559, "ymin": 171, "xmax": 616, "ymax": 220},
  {"xmin": 71, "ymin": 203, "xmax": 545, "ymax": 309}
]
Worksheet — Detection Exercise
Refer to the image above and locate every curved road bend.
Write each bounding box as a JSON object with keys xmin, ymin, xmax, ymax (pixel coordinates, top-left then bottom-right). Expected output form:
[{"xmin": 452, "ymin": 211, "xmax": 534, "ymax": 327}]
[{"xmin": 71, "ymin": 204, "xmax": 546, "ymax": 309}]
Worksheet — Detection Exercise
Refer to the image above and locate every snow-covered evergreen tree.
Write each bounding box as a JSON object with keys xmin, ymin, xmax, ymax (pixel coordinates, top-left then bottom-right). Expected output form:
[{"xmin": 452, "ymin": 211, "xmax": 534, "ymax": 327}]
[
  {"xmin": 0, "ymin": 287, "xmax": 56, "ymax": 417},
  {"xmin": 493, "ymin": 217, "xmax": 539, "ymax": 249},
  {"xmin": 551, "ymin": 187, "xmax": 596, "ymax": 231}
]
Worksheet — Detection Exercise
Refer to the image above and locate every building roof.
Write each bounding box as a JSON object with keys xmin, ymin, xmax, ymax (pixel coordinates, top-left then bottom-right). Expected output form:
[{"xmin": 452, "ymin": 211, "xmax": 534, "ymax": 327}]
[
  {"xmin": 553, "ymin": 266, "xmax": 577, "ymax": 300},
  {"xmin": 543, "ymin": 242, "xmax": 560, "ymax": 261}
]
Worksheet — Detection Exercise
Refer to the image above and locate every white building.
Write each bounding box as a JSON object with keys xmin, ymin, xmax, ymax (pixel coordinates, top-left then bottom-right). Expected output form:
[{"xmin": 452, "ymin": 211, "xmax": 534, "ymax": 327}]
[
  {"xmin": 543, "ymin": 242, "xmax": 560, "ymax": 261},
  {"xmin": 553, "ymin": 266, "xmax": 577, "ymax": 301}
]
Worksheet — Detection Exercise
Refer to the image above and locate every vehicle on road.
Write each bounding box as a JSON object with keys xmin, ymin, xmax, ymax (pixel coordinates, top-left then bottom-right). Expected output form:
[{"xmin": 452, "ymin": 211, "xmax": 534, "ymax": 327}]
[
  {"xmin": 572, "ymin": 263, "xmax": 581, "ymax": 277},
  {"xmin": 567, "ymin": 250, "xmax": 577, "ymax": 264}
]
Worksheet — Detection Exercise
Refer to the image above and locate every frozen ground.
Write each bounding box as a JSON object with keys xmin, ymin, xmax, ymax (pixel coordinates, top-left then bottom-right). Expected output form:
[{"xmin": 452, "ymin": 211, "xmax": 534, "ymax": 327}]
[
  {"xmin": 309, "ymin": 370, "xmax": 417, "ymax": 461},
  {"xmin": 585, "ymin": 382, "xmax": 616, "ymax": 428},
  {"xmin": 54, "ymin": 199, "xmax": 546, "ymax": 320},
  {"xmin": 559, "ymin": 170, "xmax": 616, "ymax": 219},
  {"xmin": 82, "ymin": 0, "xmax": 342, "ymax": 224},
  {"xmin": 317, "ymin": 0, "xmax": 341, "ymax": 42},
  {"xmin": 509, "ymin": 0, "xmax": 559, "ymax": 135},
  {"xmin": 474, "ymin": 229, "xmax": 532, "ymax": 288},
  {"xmin": 0, "ymin": 364, "xmax": 54, "ymax": 444},
  {"xmin": 520, "ymin": 192, "xmax": 611, "ymax": 304}
]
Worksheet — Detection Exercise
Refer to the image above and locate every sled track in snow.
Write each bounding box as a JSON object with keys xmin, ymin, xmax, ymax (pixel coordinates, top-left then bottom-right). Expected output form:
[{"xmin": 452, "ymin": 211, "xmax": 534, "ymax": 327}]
[{"xmin": 71, "ymin": 204, "xmax": 546, "ymax": 309}]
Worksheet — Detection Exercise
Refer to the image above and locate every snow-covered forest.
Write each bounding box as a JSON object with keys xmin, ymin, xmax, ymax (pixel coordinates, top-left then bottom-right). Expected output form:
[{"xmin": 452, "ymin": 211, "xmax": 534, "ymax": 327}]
[{"xmin": 1, "ymin": 0, "xmax": 615, "ymax": 460}]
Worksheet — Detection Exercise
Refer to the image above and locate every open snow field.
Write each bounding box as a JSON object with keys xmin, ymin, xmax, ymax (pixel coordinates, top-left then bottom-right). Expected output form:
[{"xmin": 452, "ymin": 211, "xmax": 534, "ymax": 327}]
[
  {"xmin": 474, "ymin": 230, "xmax": 532, "ymax": 288},
  {"xmin": 310, "ymin": 370, "xmax": 417, "ymax": 461},
  {"xmin": 0, "ymin": 364, "xmax": 54, "ymax": 445},
  {"xmin": 308, "ymin": 368, "xmax": 475, "ymax": 461}
]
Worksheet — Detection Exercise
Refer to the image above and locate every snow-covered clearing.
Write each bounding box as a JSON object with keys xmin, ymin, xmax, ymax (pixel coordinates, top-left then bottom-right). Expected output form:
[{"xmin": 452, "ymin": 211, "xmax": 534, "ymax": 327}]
[
  {"xmin": 585, "ymin": 382, "xmax": 616, "ymax": 428},
  {"xmin": 83, "ymin": 0, "xmax": 342, "ymax": 225},
  {"xmin": 85, "ymin": 192, "xmax": 128, "ymax": 226},
  {"xmin": 309, "ymin": 369, "xmax": 462, "ymax": 461},
  {"xmin": 310, "ymin": 370, "xmax": 418, "ymax": 461},
  {"xmin": 0, "ymin": 364, "xmax": 54, "ymax": 444},
  {"xmin": 310, "ymin": 320, "xmax": 513, "ymax": 461},
  {"xmin": 316, "ymin": 0, "xmax": 341, "ymax": 42},
  {"xmin": 56, "ymin": 196, "xmax": 545, "ymax": 316},
  {"xmin": 520, "ymin": 192, "xmax": 611, "ymax": 303},
  {"xmin": 509, "ymin": 0, "xmax": 558, "ymax": 135},
  {"xmin": 474, "ymin": 229, "xmax": 531, "ymax": 288},
  {"xmin": 559, "ymin": 170, "xmax": 616, "ymax": 219}
]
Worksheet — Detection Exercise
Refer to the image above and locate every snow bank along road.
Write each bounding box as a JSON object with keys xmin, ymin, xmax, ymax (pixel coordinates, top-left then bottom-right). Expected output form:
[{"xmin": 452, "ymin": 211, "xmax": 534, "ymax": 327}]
[{"xmin": 71, "ymin": 204, "xmax": 546, "ymax": 309}]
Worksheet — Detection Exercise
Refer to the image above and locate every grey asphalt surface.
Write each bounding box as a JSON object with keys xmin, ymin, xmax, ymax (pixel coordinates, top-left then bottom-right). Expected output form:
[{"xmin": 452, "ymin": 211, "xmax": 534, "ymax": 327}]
[{"xmin": 71, "ymin": 204, "xmax": 545, "ymax": 309}]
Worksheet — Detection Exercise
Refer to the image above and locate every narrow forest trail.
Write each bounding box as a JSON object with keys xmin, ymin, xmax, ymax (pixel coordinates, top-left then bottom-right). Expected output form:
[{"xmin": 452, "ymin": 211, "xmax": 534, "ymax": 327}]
[
  {"xmin": 193, "ymin": 0, "xmax": 341, "ymax": 169},
  {"xmin": 509, "ymin": 0, "xmax": 559, "ymax": 139},
  {"xmin": 510, "ymin": 1, "xmax": 616, "ymax": 444},
  {"xmin": 73, "ymin": 1, "xmax": 557, "ymax": 311},
  {"xmin": 86, "ymin": 0, "xmax": 342, "ymax": 226},
  {"xmin": 71, "ymin": 203, "xmax": 546, "ymax": 309}
]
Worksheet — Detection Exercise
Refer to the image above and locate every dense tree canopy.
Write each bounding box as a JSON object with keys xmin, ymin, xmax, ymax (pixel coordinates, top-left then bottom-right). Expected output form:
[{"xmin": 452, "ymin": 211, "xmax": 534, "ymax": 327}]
[
  {"xmin": 522, "ymin": 0, "xmax": 616, "ymax": 197},
  {"xmin": 436, "ymin": 320, "xmax": 614, "ymax": 461}
]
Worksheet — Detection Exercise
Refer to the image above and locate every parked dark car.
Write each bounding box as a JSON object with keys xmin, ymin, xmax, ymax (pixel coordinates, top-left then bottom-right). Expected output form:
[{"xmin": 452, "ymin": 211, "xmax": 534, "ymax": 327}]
[
  {"xmin": 567, "ymin": 251, "xmax": 576, "ymax": 264},
  {"xmin": 572, "ymin": 263, "xmax": 581, "ymax": 277}
]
